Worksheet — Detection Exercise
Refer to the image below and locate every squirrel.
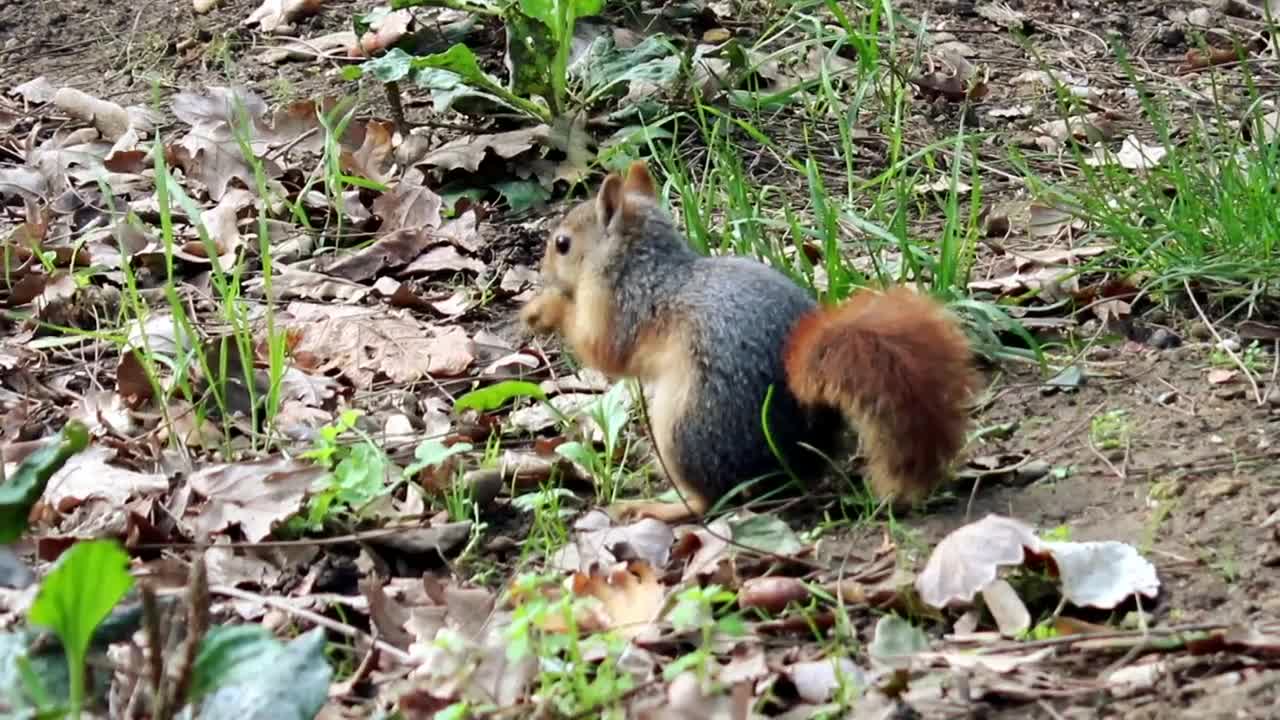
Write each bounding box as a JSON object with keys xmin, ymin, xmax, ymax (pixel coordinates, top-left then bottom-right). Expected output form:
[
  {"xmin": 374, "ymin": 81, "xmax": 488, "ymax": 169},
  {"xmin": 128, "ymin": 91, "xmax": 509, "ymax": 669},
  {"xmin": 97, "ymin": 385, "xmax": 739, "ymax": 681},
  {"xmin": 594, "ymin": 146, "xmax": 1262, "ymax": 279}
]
[{"xmin": 520, "ymin": 160, "xmax": 979, "ymax": 523}]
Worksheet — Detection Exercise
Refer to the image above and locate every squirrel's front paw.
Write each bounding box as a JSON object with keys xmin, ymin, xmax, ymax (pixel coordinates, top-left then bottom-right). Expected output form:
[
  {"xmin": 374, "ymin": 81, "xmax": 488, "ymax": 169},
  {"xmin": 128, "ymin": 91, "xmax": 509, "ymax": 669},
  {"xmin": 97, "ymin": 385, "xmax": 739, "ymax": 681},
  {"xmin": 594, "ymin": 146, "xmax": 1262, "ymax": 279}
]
[
  {"xmin": 607, "ymin": 500, "xmax": 699, "ymax": 525},
  {"xmin": 520, "ymin": 291, "xmax": 565, "ymax": 335}
]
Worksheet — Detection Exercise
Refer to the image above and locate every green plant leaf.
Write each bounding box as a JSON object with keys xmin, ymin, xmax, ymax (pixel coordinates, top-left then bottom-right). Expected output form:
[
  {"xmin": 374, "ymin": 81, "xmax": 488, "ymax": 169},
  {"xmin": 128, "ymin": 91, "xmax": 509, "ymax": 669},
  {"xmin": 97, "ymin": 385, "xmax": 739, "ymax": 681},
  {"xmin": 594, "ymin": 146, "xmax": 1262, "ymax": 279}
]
[
  {"xmin": 493, "ymin": 179, "xmax": 551, "ymax": 213},
  {"xmin": 0, "ymin": 420, "xmax": 89, "ymax": 544},
  {"xmin": 454, "ymin": 380, "xmax": 547, "ymax": 414},
  {"xmin": 867, "ymin": 615, "xmax": 929, "ymax": 669},
  {"xmin": 729, "ymin": 514, "xmax": 803, "ymax": 556},
  {"xmin": 518, "ymin": 0, "xmax": 603, "ymax": 34},
  {"xmin": 404, "ymin": 439, "xmax": 474, "ymax": 478},
  {"xmin": 188, "ymin": 627, "xmax": 332, "ymax": 720},
  {"xmin": 188, "ymin": 625, "xmax": 278, "ymax": 702},
  {"xmin": 28, "ymin": 540, "xmax": 134, "ymax": 712}
]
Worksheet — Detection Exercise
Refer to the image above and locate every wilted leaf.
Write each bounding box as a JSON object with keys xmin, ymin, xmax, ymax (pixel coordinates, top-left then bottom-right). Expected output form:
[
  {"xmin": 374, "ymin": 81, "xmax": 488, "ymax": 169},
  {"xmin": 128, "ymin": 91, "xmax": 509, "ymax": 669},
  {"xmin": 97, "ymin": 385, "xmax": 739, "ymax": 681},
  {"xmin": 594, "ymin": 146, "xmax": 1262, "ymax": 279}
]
[
  {"xmin": 915, "ymin": 514, "xmax": 1040, "ymax": 609},
  {"xmin": 729, "ymin": 514, "xmax": 803, "ymax": 556},
  {"xmin": 45, "ymin": 445, "xmax": 169, "ymax": 510},
  {"xmin": 1040, "ymin": 540, "xmax": 1160, "ymax": 609},
  {"xmin": 419, "ymin": 125, "xmax": 548, "ymax": 172}
]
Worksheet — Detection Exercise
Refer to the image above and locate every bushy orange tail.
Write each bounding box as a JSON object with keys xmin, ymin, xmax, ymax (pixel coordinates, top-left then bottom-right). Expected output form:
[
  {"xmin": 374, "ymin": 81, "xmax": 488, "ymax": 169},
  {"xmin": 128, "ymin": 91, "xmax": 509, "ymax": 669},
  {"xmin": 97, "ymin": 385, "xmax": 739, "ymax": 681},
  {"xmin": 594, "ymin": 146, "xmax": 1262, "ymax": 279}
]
[{"xmin": 783, "ymin": 286, "xmax": 978, "ymax": 506}]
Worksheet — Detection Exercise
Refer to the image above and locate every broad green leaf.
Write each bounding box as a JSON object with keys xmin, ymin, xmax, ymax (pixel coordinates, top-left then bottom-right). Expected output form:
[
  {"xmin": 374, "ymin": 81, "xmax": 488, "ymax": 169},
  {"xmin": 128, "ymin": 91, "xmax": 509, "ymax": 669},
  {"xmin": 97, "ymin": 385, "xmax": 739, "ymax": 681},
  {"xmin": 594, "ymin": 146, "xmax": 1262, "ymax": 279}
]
[
  {"xmin": 185, "ymin": 627, "xmax": 332, "ymax": 720},
  {"xmin": 361, "ymin": 47, "xmax": 416, "ymax": 83},
  {"xmin": 28, "ymin": 540, "xmax": 134, "ymax": 711},
  {"xmin": 729, "ymin": 514, "xmax": 803, "ymax": 556},
  {"xmin": 453, "ymin": 380, "xmax": 547, "ymax": 413},
  {"xmin": 504, "ymin": 11, "xmax": 557, "ymax": 99},
  {"xmin": 403, "ymin": 439, "xmax": 474, "ymax": 478},
  {"xmin": 867, "ymin": 615, "xmax": 929, "ymax": 669},
  {"xmin": 189, "ymin": 625, "xmax": 278, "ymax": 702},
  {"xmin": 0, "ymin": 420, "xmax": 89, "ymax": 544},
  {"xmin": 519, "ymin": 0, "xmax": 603, "ymax": 33},
  {"xmin": 493, "ymin": 179, "xmax": 551, "ymax": 213}
]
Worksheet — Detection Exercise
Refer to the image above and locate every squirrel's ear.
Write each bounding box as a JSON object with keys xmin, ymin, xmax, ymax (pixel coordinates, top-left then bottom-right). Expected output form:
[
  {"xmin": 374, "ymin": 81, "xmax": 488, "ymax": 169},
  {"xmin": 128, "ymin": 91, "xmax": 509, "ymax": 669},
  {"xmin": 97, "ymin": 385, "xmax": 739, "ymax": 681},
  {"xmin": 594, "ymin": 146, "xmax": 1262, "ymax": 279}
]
[
  {"xmin": 596, "ymin": 174, "xmax": 625, "ymax": 228},
  {"xmin": 622, "ymin": 161, "xmax": 656, "ymax": 199}
]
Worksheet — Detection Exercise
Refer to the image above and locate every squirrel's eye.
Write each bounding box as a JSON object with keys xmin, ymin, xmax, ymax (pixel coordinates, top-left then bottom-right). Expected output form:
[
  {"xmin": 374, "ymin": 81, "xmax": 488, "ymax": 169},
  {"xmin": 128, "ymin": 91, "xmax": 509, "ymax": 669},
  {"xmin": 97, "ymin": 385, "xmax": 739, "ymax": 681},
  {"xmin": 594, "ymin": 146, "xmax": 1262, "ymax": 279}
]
[{"xmin": 554, "ymin": 234, "xmax": 571, "ymax": 255}]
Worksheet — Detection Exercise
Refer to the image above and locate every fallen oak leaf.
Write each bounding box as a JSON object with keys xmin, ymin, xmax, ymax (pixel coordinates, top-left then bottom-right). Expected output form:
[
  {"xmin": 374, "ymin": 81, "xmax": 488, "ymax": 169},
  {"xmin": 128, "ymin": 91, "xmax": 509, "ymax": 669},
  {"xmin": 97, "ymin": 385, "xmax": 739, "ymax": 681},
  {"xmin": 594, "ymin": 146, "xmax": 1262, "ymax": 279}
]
[{"xmin": 570, "ymin": 560, "xmax": 666, "ymax": 639}]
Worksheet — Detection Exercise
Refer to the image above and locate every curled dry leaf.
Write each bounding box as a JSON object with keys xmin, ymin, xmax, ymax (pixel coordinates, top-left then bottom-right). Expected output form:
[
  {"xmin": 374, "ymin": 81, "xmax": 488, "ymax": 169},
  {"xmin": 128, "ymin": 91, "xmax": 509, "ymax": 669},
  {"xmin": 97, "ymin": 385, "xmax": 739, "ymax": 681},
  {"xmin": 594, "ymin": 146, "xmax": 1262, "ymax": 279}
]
[
  {"xmin": 553, "ymin": 510, "xmax": 675, "ymax": 573},
  {"xmin": 1039, "ymin": 540, "xmax": 1159, "ymax": 608},
  {"xmin": 918, "ymin": 514, "xmax": 1161, "ymax": 612},
  {"xmin": 915, "ymin": 514, "xmax": 1040, "ymax": 609},
  {"xmin": 739, "ymin": 576, "xmax": 809, "ymax": 613}
]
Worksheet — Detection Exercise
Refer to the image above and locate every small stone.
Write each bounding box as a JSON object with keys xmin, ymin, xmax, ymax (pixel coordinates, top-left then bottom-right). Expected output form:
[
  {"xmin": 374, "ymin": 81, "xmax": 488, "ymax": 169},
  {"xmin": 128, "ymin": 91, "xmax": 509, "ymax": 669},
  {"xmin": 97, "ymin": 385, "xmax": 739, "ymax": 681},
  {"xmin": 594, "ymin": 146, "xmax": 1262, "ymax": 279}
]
[
  {"xmin": 1147, "ymin": 328, "xmax": 1182, "ymax": 349},
  {"xmin": 1215, "ymin": 386, "xmax": 1246, "ymax": 401},
  {"xmin": 1014, "ymin": 460, "xmax": 1051, "ymax": 484},
  {"xmin": 1187, "ymin": 7, "xmax": 1214, "ymax": 26},
  {"xmin": 1218, "ymin": 337, "xmax": 1242, "ymax": 352},
  {"xmin": 1157, "ymin": 390, "xmax": 1179, "ymax": 405},
  {"xmin": 1188, "ymin": 322, "xmax": 1212, "ymax": 340}
]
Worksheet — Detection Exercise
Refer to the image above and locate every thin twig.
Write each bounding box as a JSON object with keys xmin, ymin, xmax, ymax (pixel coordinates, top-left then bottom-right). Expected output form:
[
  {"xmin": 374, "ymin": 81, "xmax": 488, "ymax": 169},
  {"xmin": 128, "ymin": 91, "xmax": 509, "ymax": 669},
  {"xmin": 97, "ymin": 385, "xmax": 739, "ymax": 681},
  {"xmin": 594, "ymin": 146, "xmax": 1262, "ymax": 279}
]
[
  {"xmin": 209, "ymin": 585, "xmax": 415, "ymax": 664},
  {"xmin": 1184, "ymin": 278, "xmax": 1263, "ymax": 405}
]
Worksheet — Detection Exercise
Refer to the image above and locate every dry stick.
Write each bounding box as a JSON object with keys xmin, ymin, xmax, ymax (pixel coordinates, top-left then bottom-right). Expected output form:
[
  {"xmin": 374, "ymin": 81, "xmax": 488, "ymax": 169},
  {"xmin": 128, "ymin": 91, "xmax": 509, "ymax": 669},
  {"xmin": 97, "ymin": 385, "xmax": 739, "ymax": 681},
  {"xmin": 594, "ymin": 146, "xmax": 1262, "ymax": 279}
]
[
  {"xmin": 210, "ymin": 585, "xmax": 415, "ymax": 664},
  {"xmin": 1183, "ymin": 279, "xmax": 1263, "ymax": 405},
  {"xmin": 973, "ymin": 622, "xmax": 1228, "ymax": 656}
]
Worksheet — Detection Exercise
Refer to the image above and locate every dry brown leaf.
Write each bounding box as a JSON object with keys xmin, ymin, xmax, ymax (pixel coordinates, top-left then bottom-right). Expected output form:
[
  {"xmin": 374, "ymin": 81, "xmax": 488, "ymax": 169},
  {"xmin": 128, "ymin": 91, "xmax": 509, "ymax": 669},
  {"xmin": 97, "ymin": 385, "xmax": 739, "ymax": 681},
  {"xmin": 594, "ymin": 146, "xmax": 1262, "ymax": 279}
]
[
  {"xmin": 353, "ymin": 9, "xmax": 413, "ymax": 56},
  {"xmin": 571, "ymin": 560, "xmax": 666, "ymax": 639},
  {"xmin": 187, "ymin": 456, "xmax": 326, "ymax": 541},
  {"xmin": 553, "ymin": 510, "xmax": 675, "ymax": 573},
  {"xmin": 43, "ymin": 445, "xmax": 168, "ymax": 510},
  {"xmin": 418, "ymin": 126, "xmax": 550, "ymax": 173},
  {"xmin": 281, "ymin": 302, "xmax": 475, "ymax": 384},
  {"xmin": 325, "ymin": 228, "xmax": 440, "ymax": 282},
  {"xmin": 245, "ymin": 0, "xmax": 323, "ymax": 32},
  {"xmin": 373, "ymin": 181, "xmax": 444, "ymax": 236},
  {"xmin": 252, "ymin": 265, "xmax": 371, "ymax": 302},
  {"xmin": 403, "ymin": 245, "xmax": 486, "ymax": 276},
  {"xmin": 261, "ymin": 31, "xmax": 359, "ymax": 64},
  {"xmin": 342, "ymin": 119, "xmax": 395, "ymax": 184}
]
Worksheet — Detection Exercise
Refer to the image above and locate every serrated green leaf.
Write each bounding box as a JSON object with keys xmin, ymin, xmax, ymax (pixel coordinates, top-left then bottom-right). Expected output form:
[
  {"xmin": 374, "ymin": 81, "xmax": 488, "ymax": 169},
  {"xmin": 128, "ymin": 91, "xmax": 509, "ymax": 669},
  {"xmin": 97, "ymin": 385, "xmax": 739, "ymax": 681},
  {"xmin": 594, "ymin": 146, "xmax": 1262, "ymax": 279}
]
[
  {"xmin": 0, "ymin": 421, "xmax": 89, "ymax": 544},
  {"xmin": 454, "ymin": 380, "xmax": 547, "ymax": 413}
]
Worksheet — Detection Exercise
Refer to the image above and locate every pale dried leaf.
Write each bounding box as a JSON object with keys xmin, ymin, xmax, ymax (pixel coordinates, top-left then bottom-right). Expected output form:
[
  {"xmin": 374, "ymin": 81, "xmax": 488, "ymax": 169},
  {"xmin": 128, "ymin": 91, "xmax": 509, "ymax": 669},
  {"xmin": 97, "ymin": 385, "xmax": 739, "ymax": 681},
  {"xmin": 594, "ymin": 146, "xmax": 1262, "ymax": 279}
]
[
  {"xmin": 1041, "ymin": 540, "xmax": 1160, "ymax": 608},
  {"xmin": 915, "ymin": 514, "xmax": 1041, "ymax": 609}
]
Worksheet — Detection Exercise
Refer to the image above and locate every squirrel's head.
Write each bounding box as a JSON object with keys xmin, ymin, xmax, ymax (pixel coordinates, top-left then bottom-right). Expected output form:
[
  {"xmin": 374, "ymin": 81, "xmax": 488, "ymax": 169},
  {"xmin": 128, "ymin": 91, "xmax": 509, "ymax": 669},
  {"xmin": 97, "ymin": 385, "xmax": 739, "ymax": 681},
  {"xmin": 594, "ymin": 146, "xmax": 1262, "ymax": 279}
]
[{"xmin": 534, "ymin": 160, "xmax": 658, "ymax": 296}]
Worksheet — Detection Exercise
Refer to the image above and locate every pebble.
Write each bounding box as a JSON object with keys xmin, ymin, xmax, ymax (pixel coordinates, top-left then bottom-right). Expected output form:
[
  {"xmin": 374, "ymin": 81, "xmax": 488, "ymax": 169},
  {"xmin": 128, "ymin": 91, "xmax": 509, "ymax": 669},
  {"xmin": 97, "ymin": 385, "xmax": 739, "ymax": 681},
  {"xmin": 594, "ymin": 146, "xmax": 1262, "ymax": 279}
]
[
  {"xmin": 1215, "ymin": 386, "xmax": 1246, "ymax": 401},
  {"xmin": 1188, "ymin": 322, "xmax": 1212, "ymax": 340},
  {"xmin": 1147, "ymin": 328, "xmax": 1182, "ymax": 349}
]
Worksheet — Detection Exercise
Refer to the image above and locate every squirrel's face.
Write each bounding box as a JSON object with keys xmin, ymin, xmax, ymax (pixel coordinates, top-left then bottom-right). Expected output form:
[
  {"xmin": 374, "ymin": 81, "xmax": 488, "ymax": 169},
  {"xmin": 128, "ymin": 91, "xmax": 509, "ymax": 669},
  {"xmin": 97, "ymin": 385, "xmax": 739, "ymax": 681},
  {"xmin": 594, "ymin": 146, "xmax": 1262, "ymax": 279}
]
[{"xmin": 520, "ymin": 161, "xmax": 658, "ymax": 336}]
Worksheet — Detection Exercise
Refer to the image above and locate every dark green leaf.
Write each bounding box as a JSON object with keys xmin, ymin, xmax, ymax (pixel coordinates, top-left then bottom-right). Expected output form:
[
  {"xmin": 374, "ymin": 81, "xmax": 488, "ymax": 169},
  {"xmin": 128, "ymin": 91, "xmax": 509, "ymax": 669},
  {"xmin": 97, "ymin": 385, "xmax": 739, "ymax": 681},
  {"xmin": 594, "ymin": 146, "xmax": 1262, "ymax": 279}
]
[
  {"xmin": 494, "ymin": 179, "xmax": 551, "ymax": 212},
  {"xmin": 189, "ymin": 625, "xmax": 278, "ymax": 702},
  {"xmin": 0, "ymin": 421, "xmax": 89, "ymax": 544},
  {"xmin": 362, "ymin": 47, "xmax": 416, "ymax": 83},
  {"xmin": 189, "ymin": 627, "xmax": 333, "ymax": 720}
]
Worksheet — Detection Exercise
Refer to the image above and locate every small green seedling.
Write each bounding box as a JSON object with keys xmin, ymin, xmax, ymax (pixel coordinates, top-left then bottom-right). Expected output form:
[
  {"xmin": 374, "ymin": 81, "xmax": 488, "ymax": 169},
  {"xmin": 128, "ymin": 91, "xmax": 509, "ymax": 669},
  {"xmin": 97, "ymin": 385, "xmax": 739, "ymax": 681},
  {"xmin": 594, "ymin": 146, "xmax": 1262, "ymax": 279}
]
[
  {"xmin": 296, "ymin": 410, "xmax": 390, "ymax": 531},
  {"xmin": 664, "ymin": 585, "xmax": 745, "ymax": 683},
  {"xmin": 555, "ymin": 381, "xmax": 633, "ymax": 504},
  {"xmin": 27, "ymin": 540, "xmax": 135, "ymax": 719}
]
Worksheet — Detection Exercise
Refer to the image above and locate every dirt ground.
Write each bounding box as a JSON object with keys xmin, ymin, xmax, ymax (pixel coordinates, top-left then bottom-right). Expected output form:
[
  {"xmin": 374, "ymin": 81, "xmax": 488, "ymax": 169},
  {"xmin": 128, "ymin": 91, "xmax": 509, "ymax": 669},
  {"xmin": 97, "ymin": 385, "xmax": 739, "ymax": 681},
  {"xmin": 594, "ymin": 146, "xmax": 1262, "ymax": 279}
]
[{"xmin": 2, "ymin": 0, "xmax": 1279, "ymax": 717}]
